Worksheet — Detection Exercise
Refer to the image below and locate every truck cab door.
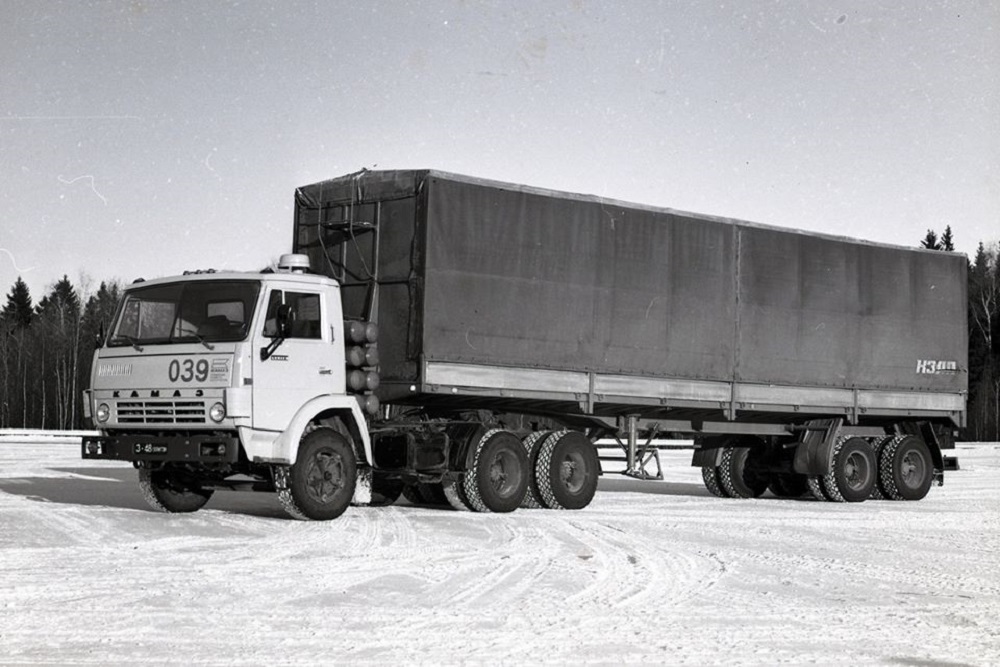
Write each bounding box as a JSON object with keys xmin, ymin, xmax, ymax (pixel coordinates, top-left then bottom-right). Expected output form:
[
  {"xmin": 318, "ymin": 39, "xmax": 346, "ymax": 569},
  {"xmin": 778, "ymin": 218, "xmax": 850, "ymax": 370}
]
[{"xmin": 252, "ymin": 288, "xmax": 336, "ymax": 433}]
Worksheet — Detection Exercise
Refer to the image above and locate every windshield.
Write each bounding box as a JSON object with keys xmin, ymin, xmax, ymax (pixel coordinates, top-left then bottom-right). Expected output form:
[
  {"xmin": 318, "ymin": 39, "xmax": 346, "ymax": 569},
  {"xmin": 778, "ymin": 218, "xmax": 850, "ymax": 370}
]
[{"xmin": 108, "ymin": 280, "xmax": 261, "ymax": 347}]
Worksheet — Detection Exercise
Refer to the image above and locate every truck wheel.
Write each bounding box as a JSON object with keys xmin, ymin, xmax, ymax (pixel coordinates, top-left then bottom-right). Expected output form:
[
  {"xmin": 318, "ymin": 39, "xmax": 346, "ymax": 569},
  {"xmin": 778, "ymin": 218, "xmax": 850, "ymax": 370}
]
[
  {"xmin": 820, "ymin": 437, "xmax": 875, "ymax": 503},
  {"xmin": 462, "ymin": 429, "xmax": 528, "ymax": 513},
  {"xmin": 369, "ymin": 473, "xmax": 403, "ymax": 506},
  {"xmin": 807, "ymin": 476, "xmax": 830, "ymax": 501},
  {"xmin": 879, "ymin": 435, "xmax": 933, "ymax": 501},
  {"xmin": 701, "ymin": 465, "xmax": 729, "ymax": 497},
  {"xmin": 138, "ymin": 466, "xmax": 213, "ymax": 513},
  {"xmin": 278, "ymin": 427, "xmax": 356, "ymax": 521},
  {"xmin": 768, "ymin": 474, "xmax": 809, "ymax": 498},
  {"xmin": 718, "ymin": 446, "xmax": 769, "ymax": 499},
  {"xmin": 521, "ymin": 430, "xmax": 555, "ymax": 509},
  {"xmin": 868, "ymin": 436, "xmax": 893, "ymax": 499},
  {"xmin": 535, "ymin": 431, "xmax": 600, "ymax": 510},
  {"xmin": 443, "ymin": 477, "xmax": 473, "ymax": 511}
]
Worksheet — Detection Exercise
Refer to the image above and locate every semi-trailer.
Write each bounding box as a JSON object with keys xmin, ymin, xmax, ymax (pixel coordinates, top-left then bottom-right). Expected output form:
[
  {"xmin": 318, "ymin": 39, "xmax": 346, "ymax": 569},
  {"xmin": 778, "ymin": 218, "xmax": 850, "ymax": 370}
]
[{"xmin": 82, "ymin": 169, "xmax": 967, "ymax": 519}]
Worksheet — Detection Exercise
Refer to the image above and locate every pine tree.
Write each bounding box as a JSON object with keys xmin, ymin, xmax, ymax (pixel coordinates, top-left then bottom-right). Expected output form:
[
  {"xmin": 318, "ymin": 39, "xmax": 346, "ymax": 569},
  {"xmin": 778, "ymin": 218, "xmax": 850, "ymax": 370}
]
[
  {"xmin": 940, "ymin": 226, "xmax": 955, "ymax": 252},
  {"xmin": 1, "ymin": 277, "xmax": 34, "ymax": 329},
  {"xmin": 920, "ymin": 230, "xmax": 941, "ymax": 250}
]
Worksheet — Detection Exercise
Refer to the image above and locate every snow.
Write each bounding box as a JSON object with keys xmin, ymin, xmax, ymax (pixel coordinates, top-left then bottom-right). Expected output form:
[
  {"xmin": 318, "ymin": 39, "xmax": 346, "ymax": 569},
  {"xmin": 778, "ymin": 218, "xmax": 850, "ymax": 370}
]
[{"xmin": 1, "ymin": 440, "xmax": 998, "ymax": 665}]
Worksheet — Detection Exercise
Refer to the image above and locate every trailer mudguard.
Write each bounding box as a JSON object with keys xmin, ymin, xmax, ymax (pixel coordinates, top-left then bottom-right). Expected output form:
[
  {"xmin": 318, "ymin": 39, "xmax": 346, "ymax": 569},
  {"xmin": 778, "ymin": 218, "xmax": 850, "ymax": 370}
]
[
  {"xmin": 792, "ymin": 418, "xmax": 843, "ymax": 476},
  {"xmin": 272, "ymin": 395, "xmax": 373, "ymax": 466}
]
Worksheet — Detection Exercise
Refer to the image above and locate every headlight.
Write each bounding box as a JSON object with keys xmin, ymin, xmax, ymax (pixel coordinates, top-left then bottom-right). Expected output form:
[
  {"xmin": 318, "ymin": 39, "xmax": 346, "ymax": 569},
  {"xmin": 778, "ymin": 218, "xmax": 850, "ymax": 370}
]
[
  {"xmin": 96, "ymin": 403, "xmax": 110, "ymax": 423},
  {"xmin": 209, "ymin": 402, "xmax": 226, "ymax": 423}
]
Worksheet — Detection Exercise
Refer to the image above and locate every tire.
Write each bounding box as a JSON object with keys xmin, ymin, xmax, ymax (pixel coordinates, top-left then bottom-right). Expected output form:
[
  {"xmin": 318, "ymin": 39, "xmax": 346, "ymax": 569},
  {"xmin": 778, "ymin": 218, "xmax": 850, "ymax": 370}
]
[
  {"xmin": 820, "ymin": 437, "xmax": 876, "ymax": 503},
  {"xmin": 277, "ymin": 427, "xmax": 356, "ymax": 521},
  {"xmin": 462, "ymin": 429, "xmax": 529, "ymax": 513},
  {"xmin": 443, "ymin": 477, "xmax": 473, "ymax": 511},
  {"xmin": 702, "ymin": 464, "xmax": 729, "ymax": 498},
  {"xmin": 768, "ymin": 474, "xmax": 810, "ymax": 498},
  {"xmin": 369, "ymin": 472, "xmax": 403, "ymax": 507},
  {"xmin": 137, "ymin": 466, "xmax": 213, "ymax": 513},
  {"xmin": 534, "ymin": 431, "xmax": 600, "ymax": 510},
  {"xmin": 521, "ymin": 430, "xmax": 555, "ymax": 509},
  {"xmin": 718, "ymin": 446, "xmax": 769, "ymax": 499},
  {"xmin": 879, "ymin": 435, "xmax": 934, "ymax": 501},
  {"xmin": 868, "ymin": 437, "xmax": 893, "ymax": 500},
  {"xmin": 807, "ymin": 475, "xmax": 830, "ymax": 501}
]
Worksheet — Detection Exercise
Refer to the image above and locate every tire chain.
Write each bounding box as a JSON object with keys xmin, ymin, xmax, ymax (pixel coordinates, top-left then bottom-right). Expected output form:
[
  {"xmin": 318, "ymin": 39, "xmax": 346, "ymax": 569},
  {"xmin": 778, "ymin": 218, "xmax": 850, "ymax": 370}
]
[
  {"xmin": 701, "ymin": 464, "xmax": 728, "ymax": 498},
  {"xmin": 534, "ymin": 430, "xmax": 572, "ymax": 510},
  {"xmin": 137, "ymin": 469, "xmax": 170, "ymax": 513},
  {"xmin": 819, "ymin": 436, "xmax": 851, "ymax": 503},
  {"xmin": 461, "ymin": 428, "xmax": 505, "ymax": 513},
  {"xmin": 806, "ymin": 475, "xmax": 828, "ymax": 502},
  {"xmin": 877, "ymin": 435, "xmax": 908, "ymax": 501},
  {"xmin": 272, "ymin": 464, "xmax": 308, "ymax": 520},
  {"xmin": 868, "ymin": 436, "xmax": 894, "ymax": 500},
  {"xmin": 717, "ymin": 446, "xmax": 743, "ymax": 498},
  {"xmin": 520, "ymin": 430, "xmax": 554, "ymax": 509}
]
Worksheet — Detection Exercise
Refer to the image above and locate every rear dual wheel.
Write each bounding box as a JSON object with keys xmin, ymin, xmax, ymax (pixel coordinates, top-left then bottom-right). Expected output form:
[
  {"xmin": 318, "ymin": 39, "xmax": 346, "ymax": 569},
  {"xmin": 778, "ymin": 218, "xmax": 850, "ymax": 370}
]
[
  {"xmin": 878, "ymin": 435, "xmax": 933, "ymax": 501},
  {"xmin": 462, "ymin": 429, "xmax": 529, "ymax": 513}
]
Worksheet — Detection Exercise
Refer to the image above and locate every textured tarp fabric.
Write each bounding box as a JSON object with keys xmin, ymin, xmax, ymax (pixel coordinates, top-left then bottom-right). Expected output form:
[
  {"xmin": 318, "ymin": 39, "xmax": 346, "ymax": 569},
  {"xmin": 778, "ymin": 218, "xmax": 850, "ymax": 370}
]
[{"xmin": 295, "ymin": 170, "xmax": 967, "ymax": 397}]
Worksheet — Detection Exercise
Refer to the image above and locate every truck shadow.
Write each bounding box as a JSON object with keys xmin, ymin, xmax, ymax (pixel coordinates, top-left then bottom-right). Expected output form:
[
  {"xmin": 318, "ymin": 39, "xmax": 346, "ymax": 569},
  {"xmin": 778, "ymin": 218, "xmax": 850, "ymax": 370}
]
[
  {"xmin": 599, "ymin": 477, "xmax": 715, "ymax": 497},
  {"xmin": 0, "ymin": 467, "xmax": 289, "ymax": 519}
]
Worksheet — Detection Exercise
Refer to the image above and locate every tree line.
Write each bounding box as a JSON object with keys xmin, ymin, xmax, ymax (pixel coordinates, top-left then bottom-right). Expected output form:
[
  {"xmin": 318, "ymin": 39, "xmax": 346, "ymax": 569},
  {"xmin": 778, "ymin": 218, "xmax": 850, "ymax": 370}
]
[{"xmin": 1, "ymin": 230, "xmax": 999, "ymax": 439}]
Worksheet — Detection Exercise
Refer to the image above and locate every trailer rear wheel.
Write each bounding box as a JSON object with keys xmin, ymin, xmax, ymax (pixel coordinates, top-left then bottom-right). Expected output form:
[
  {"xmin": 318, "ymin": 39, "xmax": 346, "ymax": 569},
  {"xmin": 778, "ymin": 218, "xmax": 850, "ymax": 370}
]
[
  {"xmin": 521, "ymin": 430, "xmax": 555, "ymax": 509},
  {"xmin": 138, "ymin": 466, "xmax": 213, "ymax": 513},
  {"xmin": 821, "ymin": 437, "xmax": 875, "ymax": 503},
  {"xmin": 462, "ymin": 430, "xmax": 528, "ymax": 513},
  {"xmin": 718, "ymin": 446, "xmax": 769, "ymax": 499},
  {"xmin": 879, "ymin": 435, "xmax": 933, "ymax": 501},
  {"xmin": 278, "ymin": 427, "xmax": 356, "ymax": 521},
  {"xmin": 701, "ymin": 464, "xmax": 729, "ymax": 497},
  {"xmin": 535, "ymin": 431, "xmax": 600, "ymax": 510}
]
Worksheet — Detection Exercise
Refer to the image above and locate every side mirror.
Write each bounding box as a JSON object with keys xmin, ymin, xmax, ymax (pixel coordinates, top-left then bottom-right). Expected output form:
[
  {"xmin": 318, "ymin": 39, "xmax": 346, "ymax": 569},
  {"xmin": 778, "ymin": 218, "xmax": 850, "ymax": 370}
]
[{"xmin": 95, "ymin": 323, "xmax": 106, "ymax": 348}]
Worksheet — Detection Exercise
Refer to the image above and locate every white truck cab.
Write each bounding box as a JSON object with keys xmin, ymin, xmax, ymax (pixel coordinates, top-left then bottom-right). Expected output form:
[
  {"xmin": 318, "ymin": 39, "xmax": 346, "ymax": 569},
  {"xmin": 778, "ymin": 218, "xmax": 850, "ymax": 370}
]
[{"xmin": 83, "ymin": 255, "xmax": 376, "ymax": 520}]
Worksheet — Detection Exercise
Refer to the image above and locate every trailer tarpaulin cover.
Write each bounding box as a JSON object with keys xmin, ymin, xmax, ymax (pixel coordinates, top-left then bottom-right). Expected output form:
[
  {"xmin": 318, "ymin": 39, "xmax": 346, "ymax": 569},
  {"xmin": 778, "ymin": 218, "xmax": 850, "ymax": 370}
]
[{"xmin": 295, "ymin": 170, "xmax": 967, "ymax": 403}]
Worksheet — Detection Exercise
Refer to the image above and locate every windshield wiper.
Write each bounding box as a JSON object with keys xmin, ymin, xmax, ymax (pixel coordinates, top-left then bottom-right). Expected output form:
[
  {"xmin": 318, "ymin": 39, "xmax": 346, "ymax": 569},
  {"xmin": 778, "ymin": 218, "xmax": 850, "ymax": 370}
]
[
  {"xmin": 182, "ymin": 332, "xmax": 216, "ymax": 351},
  {"xmin": 113, "ymin": 335, "xmax": 144, "ymax": 352}
]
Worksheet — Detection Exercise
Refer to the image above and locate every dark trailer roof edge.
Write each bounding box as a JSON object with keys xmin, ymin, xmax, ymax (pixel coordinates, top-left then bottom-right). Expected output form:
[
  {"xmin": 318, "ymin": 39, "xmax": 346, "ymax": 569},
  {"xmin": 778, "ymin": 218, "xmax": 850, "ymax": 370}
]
[{"xmin": 295, "ymin": 168, "xmax": 968, "ymax": 259}]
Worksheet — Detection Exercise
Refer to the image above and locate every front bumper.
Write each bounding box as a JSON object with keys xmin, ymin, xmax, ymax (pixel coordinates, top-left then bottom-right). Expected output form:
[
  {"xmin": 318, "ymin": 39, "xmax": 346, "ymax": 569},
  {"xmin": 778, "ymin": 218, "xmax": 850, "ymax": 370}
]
[{"xmin": 82, "ymin": 433, "xmax": 240, "ymax": 464}]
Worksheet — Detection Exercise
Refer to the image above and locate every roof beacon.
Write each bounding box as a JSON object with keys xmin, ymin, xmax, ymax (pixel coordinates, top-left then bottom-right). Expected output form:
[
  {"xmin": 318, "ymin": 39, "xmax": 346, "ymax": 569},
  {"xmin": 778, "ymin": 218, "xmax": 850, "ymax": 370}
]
[{"xmin": 277, "ymin": 254, "xmax": 310, "ymax": 273}]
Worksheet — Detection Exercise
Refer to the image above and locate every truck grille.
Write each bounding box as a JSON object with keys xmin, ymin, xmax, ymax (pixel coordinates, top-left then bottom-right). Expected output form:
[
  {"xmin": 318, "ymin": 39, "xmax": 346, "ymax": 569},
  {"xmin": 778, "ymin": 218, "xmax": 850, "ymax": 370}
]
[{"xmin": 116, "ymin": 400, "xmax": 207, "ymax": 424}]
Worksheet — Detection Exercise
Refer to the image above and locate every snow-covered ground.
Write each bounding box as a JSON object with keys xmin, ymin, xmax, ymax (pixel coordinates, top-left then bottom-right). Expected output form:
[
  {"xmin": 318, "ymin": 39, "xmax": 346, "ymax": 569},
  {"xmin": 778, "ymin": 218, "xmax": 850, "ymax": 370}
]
[{"xmin": 1, "ymin": 439, "xmax": 998, "ymax": 665}]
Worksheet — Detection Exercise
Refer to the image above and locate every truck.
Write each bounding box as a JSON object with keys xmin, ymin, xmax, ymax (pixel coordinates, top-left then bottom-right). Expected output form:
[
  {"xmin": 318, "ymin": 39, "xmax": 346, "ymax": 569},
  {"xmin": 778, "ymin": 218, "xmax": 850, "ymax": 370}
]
[{"xmin": 82, "ymin": 169, "xmax": 968, "ymax": 519}]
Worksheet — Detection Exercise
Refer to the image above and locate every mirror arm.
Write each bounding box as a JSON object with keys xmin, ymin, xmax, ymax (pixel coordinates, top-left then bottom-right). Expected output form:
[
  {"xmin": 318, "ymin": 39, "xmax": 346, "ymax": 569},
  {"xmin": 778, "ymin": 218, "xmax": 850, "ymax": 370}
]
[{"xmin": 260, "ymin": 336, "xmax": 286, "ymax": 361}]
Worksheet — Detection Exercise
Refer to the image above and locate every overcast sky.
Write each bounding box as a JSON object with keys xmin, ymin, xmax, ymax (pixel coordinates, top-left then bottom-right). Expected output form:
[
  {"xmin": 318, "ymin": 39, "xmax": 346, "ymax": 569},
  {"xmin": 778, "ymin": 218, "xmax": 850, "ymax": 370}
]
[{"xmin": 2, "ymin": 0, "xmax": 997, "ymax": 299}]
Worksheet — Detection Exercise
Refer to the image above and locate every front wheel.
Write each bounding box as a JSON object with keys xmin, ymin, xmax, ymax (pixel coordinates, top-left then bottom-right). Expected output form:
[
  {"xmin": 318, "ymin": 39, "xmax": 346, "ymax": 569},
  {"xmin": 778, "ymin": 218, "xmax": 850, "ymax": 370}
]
[
  {"xmin": 277, "ymin": 427, "xmax": 356, "ymax": 521},
  {"xmin": 138, "ymin": 466, "xmax": 214, "ymax": 513}
]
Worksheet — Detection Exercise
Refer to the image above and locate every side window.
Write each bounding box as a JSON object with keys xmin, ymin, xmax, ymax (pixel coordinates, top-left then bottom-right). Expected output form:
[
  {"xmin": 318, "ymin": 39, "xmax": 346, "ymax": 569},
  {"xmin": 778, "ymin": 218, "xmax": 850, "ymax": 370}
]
[
  {"xmin": 287, "ymin": 292, "xmax": 321, "ymax": 339},
  {"xmin": 263, "ymin": 290, "xmax": 322, "ymax": 340}
]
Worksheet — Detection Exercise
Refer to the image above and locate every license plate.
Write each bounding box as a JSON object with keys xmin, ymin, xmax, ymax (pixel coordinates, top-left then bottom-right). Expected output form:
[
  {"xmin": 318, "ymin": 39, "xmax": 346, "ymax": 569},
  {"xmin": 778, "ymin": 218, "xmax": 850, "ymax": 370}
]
[{"xmin": 134, "ymin": 443, "xmax": 168, "ymax": 455}]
